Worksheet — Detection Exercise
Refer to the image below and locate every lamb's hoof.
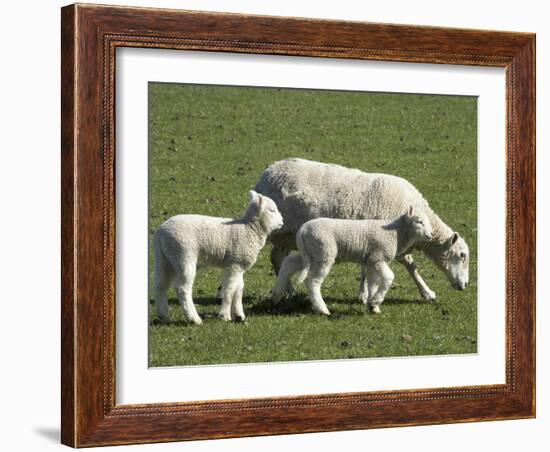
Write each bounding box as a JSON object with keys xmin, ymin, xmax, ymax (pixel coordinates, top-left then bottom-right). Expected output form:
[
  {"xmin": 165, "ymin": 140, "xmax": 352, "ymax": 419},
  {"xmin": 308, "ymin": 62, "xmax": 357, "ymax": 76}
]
[
  {"xmin": 370, "ymin": 305, "xmax": 381, "ymax": 314},
  {"xmin": 234, "ymin": 315, "xmax": 246, "ymax": 323},
  {"xmin": 219, "ymin": 313, "xmax": 232, "ymax": 322},
  {"xmin": 359, "ymin": 294, "xmax": 369, "ymax": 306},
  {"xmin": 422, "ymin": 290, "xmax": 437, "ymax": 302},
  {"xmin": 190, "ymin": 316, "xmax": 203, "ymax": 325},
  {"xmin": 313, "ymin": 306, "xmax": 331, "ymax": 316}
]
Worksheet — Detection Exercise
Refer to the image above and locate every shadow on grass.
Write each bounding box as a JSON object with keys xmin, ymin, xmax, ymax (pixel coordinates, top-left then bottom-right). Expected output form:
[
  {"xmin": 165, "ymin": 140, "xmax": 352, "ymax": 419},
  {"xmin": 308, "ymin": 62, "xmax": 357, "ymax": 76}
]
[
  {"xmin": 381, "ymin": 297, "xmax": 430, "ymax": 306},
  {"xmin": 149, "ymin": 296, "xmax": 222, "ymax": 306},
  {"xmin": 247, "ymin": 295, "xmax": 313, "ymax": 316},
  {"xmin": 149, "ymin": 294, "xmax": 435, "ymax": 327},
  {"xmin": 247, "ymin": 294, "xmax": 430, "ymax": 317}
]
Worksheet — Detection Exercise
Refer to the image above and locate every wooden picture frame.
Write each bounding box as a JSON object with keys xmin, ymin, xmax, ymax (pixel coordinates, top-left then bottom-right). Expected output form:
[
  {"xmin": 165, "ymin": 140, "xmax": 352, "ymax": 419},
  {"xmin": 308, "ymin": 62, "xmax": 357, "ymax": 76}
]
[{"xmin": 61, "ymin": 3, "xmax": 535, "ymax": 447}]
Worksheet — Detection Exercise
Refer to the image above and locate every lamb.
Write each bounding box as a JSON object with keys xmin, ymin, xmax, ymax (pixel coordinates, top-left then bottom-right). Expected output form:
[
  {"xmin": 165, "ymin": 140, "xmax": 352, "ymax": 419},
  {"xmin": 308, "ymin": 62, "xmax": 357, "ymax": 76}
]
[
  {"xmin": 272, "ymin": 206, "xmax": 434, "ymax": 315},
  {"xmin": 254, "ymin": 158, "xmax": 469, "ymax": 302},
  {"xmin": 153, "ymin": 190, "xmax": 283, "ymax": 325}
]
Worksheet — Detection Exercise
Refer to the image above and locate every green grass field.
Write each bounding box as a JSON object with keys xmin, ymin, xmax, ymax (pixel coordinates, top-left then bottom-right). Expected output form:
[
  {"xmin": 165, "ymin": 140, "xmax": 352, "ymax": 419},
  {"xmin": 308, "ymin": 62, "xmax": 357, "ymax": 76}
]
[{"xmin": 148, "ymin": 82, "xmax": 477, "ymax": 367}]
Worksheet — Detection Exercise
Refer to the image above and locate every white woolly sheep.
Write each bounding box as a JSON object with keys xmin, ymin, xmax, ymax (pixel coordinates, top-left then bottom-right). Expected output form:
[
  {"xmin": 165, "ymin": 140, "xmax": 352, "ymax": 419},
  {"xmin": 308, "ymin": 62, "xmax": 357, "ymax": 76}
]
[
  {"xmin": 273, "ymin": 206, "xmax": 434, "ymax": 315},
  {"xmin": 255, "ymin": 158, "xmax": 469, "ymax": 302},
  {"xmin": 153, "ymin": 190, "xmax": 283, "ymax": 325}
]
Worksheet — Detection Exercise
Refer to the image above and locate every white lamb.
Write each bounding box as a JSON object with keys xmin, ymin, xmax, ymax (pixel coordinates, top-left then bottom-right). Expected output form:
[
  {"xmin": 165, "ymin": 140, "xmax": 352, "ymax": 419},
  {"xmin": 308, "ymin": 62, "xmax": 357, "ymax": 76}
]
[
  {"xmin": 153, "ymin": 190, "xmax": 283, "ymax": 325},
  {"xmin": 273, "ymin": 206, "xmax": 433, "ymax": 315}
]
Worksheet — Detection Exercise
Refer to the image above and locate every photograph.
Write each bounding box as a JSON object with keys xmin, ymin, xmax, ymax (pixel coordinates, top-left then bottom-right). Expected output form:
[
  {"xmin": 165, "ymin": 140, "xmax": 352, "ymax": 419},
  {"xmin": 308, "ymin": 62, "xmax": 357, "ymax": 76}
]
[
  {"xmin": 54, "ymin": 2, "xmax": 537, "ymax": 447},
  {"xmin": 147, "ymin": 82, "xmax": 477, "ymax": 367}
]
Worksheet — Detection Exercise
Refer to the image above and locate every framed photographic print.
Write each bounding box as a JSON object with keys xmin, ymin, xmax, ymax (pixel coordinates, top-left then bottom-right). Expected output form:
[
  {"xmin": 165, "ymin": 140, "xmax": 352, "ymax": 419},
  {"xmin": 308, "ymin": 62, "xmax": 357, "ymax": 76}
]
[{"xmin": 61, "ymin": 3, "xmax": 535, "ymax": 447}]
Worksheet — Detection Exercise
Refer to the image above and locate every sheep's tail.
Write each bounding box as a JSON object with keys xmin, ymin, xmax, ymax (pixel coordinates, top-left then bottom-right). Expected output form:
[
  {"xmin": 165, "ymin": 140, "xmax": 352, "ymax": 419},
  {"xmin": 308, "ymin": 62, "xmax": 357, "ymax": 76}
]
[{"xmin": 296, "ymin": 227, "xmax": 310, "ymax": 284}]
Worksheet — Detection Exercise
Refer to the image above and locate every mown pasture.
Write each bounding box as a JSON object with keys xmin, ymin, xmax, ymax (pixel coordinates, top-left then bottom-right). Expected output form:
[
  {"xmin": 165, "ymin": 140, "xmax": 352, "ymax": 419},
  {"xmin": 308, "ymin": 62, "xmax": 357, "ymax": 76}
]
[{"xmin": 148, "ymin": 82, "xmax": 477, "ymax": 366}]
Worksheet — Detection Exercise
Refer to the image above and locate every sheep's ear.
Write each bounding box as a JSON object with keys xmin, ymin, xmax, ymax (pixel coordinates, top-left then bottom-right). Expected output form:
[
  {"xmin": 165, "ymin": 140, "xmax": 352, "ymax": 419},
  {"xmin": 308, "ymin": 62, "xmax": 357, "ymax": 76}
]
[
  {"xmin": 450, "ymin": 232, "xmax": 459, "ymax": 245},
  {"xmin": 408, "ymin": 205, "xmax": 414, "ymax": 217}
]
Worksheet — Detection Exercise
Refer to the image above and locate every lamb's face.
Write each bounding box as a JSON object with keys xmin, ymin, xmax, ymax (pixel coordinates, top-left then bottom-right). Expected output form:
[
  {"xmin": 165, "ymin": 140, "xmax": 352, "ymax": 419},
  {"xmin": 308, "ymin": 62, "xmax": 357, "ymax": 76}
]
[
  {"xmin": 437, "ymin": 233, "xmax": 470, "ymax": 291},
  {"xmin": 406, "ymin": 206, "xmax": 434, "ymax": 242},
  {"xmin": 248, "ymin": 190, "xmax": 284, "ymax": 233}
]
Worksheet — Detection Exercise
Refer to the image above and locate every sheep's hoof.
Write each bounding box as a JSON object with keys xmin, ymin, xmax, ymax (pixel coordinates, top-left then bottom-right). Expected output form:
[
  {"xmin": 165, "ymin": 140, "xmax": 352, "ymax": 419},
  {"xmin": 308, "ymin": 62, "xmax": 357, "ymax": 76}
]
[
  {"xmin": 272, "ymin": 287, "xmax": 295, "ymax": 304},
  {"xmin": 422, "ymin": 290, "xmax": 437, "ymax": 301},
  {"xmin": 271, "ymin": 290, "xmax": 283, "ymax": 305},
  {"xmin": 219, "ymin": 313, "xmax": 232, "ymax": 322},
  {"xmin": 190, "ymin": 316, "xmax": 203, "ymax": 325},
  {"xmin": 370, "ymin": 305, "xmax": 382, "ymax": 314},
  {"xmin": 234, "ymin": 315, "xmax": 246, "ymax": 323},
  {"xmin": 359, "ymin": 294, "xmax": 369, "ymax": 305}
]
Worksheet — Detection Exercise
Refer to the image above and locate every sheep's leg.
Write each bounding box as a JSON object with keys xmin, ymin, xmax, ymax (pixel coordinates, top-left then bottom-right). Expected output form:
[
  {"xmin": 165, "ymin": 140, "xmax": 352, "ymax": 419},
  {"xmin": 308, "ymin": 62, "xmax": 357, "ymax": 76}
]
[
  {"xmin": 153, "ymin": 248, "xmax": 174, "ymax": 323},
  {"xmin": 270, "ymin": 244, "xmax": 287, "ymax": 274},
  {"xmin": 219, "ymin": 267, "xmax": 240, "ymax": 322},
  {"xmin": 304, "ymin": 261, "xmax": 332, "ymax": 316},
  {"xmin": 272, "ymin": 254, "xmax": 303, "ymax": 304},
  {"xmin": 398, "ymin": 254, "xmax": 436, "ymax": 301},
  {"xmin": 174, "ymin": 262, "xmax": 202, "ymax": 325},
  {"xmin": 230, "ymin": 271, "xmax": 246, "ymax": 322},
  {"xmin": 359, "ymin": 264, "xmax": 369, "ymax": 305},
  {"xmin": 271, "ymin": 245, "xmax": 295, "ymax": 296},
  {"xmin": 367, "ymin": 262, "xmax": 394, "ymax": 314}
]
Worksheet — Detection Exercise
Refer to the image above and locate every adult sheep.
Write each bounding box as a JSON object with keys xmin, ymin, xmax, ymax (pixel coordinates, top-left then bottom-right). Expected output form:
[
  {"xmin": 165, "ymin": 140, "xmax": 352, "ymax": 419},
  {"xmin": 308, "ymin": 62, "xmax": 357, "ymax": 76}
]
[{"xmin": 254, "ymin": 158, "xmax": 469, "ymax": 301}]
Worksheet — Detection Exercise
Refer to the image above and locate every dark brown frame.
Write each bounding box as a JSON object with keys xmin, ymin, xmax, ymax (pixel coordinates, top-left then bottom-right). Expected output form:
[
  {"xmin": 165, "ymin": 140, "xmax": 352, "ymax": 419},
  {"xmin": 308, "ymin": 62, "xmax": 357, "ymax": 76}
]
[{"xmin": 61, "ymin": 3, "xmax": 536, "ymax": 447}]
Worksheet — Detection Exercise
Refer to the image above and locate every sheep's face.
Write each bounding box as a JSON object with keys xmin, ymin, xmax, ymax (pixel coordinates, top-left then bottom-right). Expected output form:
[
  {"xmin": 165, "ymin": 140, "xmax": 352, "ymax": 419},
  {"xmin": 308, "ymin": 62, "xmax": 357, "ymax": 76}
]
[
  {"xmin": 406, "ymin": 206, "xmax": 434, "ymax": 242},
  {"xmin": 248, "ymin": 190, "xmax": 284, "ymax": 233},
  {"xmin": 437, "ymin": 233, "xmax": 470, "ymax": 291}
]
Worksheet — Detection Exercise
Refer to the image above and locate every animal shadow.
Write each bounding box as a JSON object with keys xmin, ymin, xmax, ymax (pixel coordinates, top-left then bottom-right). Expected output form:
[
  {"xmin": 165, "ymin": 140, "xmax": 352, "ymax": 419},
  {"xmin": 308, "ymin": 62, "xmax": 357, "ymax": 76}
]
[
  {"xmin": 148, "ymin": 296, "xmax": 222, "ymax": 307},
  {"xmin": 247, "ymin": 294, "xmax": 318, "ymax": 317}
]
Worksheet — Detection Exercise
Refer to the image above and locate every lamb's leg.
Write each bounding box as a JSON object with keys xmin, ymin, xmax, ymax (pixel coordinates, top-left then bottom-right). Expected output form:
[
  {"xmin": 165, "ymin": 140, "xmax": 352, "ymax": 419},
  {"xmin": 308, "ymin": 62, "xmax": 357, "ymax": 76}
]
[
  {"xmin": 367, "ymin": 262, "xmax": 394, "ymax": 314},
  {"xmin": 174, "ymin": 261, "xmax": 202, "ymax": 325},
  {"xmin": 271, "ymin": 245, "xmax": 295, "ymax": 296},
  {"xmin": 230, "ymin": 271, "xmax": 246, "ymax": 322},
  {"xmin": 153, "ymin": 249, "xmax": 173, "ymax": 323},
  {"xmin": 220, "ymin": 267, "xmax": 240, "ymax": 322},
  {"xmin": 398, "ymin": 254, "xmax": 436, "ymax": 301},
  {"xmin": 272, "ymin": 254, "xmax": 303, "ymax": 304},
  {"xmin": 304, "ymin": 261, "xmax": 332, "ymax": 316},
  {"xmin": 366, "ymin": 265, "xmax": 380, "ymax": 310},
  {"xmin": 359, "ymin": 264, "xmax": 369, "ymax": 305}
]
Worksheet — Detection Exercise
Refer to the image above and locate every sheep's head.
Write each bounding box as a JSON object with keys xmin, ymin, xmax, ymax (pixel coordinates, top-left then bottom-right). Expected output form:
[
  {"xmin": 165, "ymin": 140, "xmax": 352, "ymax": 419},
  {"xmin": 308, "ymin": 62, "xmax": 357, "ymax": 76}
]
[
  {"xmin": 405, "ymin": 205, "xmax": 434, "ymax": 242},
  {"xmin": 432, "ymin": 232, "xmax": 470, "ymax": 291},
  {"xmin": 247, "ymin": 190, "xmax": 284, "ymax": 233}
]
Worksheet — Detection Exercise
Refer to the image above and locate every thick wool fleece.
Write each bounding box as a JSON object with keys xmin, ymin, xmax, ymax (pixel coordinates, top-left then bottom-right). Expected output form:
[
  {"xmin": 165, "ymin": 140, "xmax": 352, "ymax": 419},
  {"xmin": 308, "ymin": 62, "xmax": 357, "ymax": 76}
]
[{"xmin": 255, "ymin": 157, "xmax": 452, "ymax": 246}]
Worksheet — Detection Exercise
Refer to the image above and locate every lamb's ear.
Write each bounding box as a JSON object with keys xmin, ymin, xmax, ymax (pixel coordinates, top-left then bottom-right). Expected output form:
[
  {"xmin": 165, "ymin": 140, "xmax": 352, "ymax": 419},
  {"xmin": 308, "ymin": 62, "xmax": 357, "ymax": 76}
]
[
  {"xmin": 449, "ymin": 232, "xmax": 460, "ymax": 245},
  {"xmin": 407, "ymin": 205, "xmax": 414, "ymax": 217},
  {"xmin": 248, "ymin": 190, "xmax": 259, "ymax": 203},
  {"xmin": 248, "ymin": 190, "xmax": 262, "ymax": 207}
]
